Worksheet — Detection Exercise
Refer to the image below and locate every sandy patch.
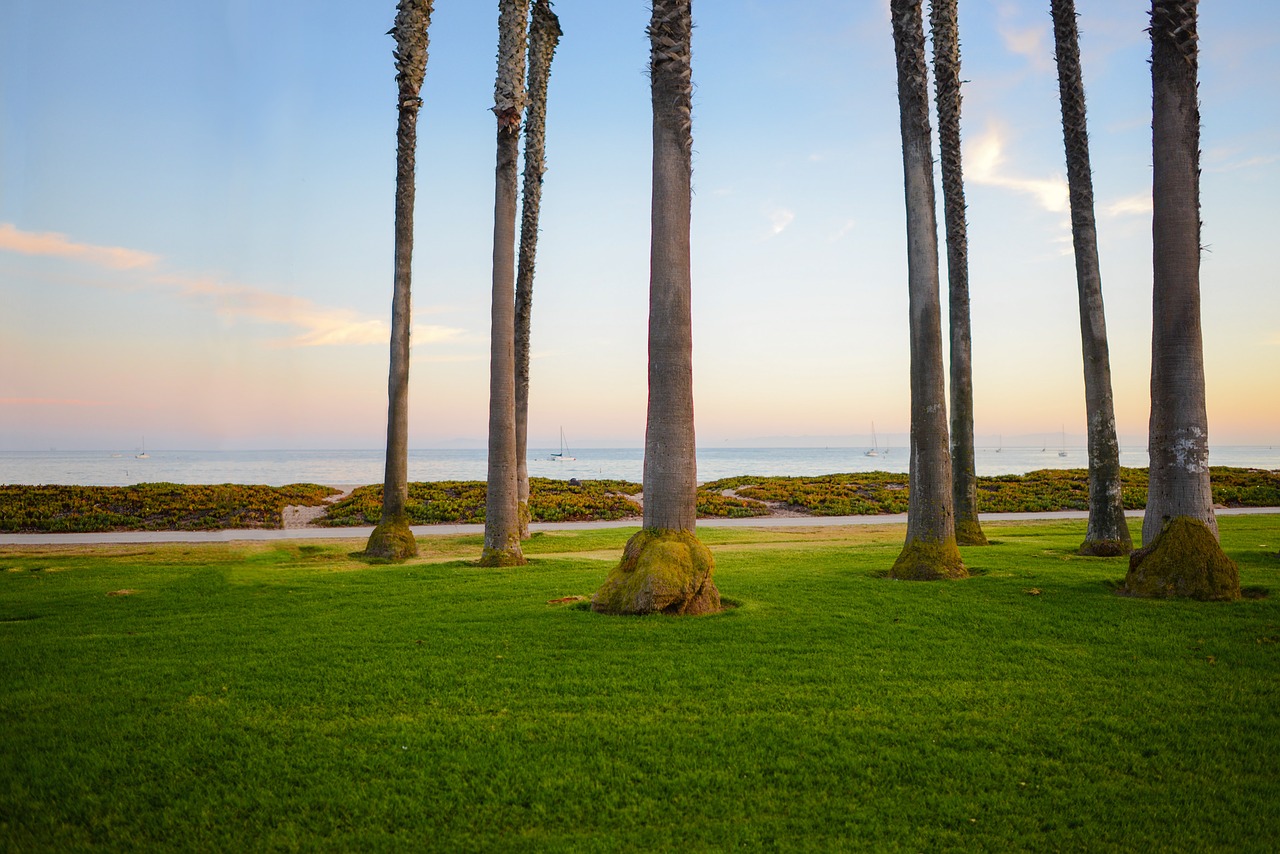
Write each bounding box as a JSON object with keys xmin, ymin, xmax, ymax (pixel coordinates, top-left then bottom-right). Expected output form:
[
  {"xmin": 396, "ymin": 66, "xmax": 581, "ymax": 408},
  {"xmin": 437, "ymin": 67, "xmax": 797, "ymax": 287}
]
[{"xmin": 283, "ymin": 486, "xmax": 357, "ymax": 529}]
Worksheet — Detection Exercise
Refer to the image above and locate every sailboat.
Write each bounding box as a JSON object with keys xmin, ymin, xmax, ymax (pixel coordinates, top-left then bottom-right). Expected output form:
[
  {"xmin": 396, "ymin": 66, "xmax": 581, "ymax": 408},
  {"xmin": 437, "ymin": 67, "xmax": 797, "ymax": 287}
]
[
  {"xmin": 135, "ymin": 437, "xmax": 149, "ymax": 460},
  {"xmin": 864, "ymin": 422, "xmax": 879, "ymax": 457},
  {"xmin": 995, "ymin": 434, "xmax": 1002, "ymax": 454},
  {"xmin": 1058, "ymin": 426, "xmax": 1068, "ymax": 457},
  {"xmin": 549, "ymin": 427, "xmax": 576, "ymax": 462}
]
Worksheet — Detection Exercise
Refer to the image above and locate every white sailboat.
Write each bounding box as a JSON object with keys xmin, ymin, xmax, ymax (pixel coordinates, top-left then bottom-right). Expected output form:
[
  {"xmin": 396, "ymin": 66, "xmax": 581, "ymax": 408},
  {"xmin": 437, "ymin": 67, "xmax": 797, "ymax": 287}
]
[
  {"xmin": 549, "ymin": 427, "xmax": 576, "ymax": 462},
  {"xmin": 865, "ymin": 422, "xmax": 879, "ymax": 457},
  {"xmin": 135, "ymin": 437, "xmax": 149, "ymax": 460},
  {"xmin": 1058, "ymin": 426, "xmax": 1068, "ymax": 457}
]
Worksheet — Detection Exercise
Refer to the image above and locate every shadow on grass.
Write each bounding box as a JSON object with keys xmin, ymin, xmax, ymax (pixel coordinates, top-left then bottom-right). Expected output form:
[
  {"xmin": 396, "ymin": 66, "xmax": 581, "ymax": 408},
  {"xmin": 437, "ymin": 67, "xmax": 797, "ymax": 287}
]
[
  {"xmin": 1104, "ymin": 578, "xmax": 1270, "ymax": 600},
  {"xmin": 565, "ymin": 597, "xmax": 746, "ymax": 616}
]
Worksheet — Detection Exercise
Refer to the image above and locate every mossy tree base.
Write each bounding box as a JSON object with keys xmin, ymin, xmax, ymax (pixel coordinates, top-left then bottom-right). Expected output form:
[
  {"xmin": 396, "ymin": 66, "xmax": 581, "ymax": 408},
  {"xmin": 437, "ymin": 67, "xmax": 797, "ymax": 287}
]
[
  {"xmin": 478, "ymin": 545, "xmax": 527, "ymax": 568},
  {"xmin": 1121, "ymin": 516, "xmax": 1240, "ymax": 601},
  {"xmin": 592, "ymin": 529, "xmax": 721, "ymax": 616},
  {"xmin": 955, "ymin": 519, "xmax": 988, "ymax": 547},
  {"xmin": 1078, "ymin": 538, "xmax": 1132, "ymax": 558},
  {"xmin": 889, "ymin": 538, "xmax": 968, "ymax": 580},
  {"xmin": 364, "ymin": 515, "xmax": 418, "ymax": 561}
]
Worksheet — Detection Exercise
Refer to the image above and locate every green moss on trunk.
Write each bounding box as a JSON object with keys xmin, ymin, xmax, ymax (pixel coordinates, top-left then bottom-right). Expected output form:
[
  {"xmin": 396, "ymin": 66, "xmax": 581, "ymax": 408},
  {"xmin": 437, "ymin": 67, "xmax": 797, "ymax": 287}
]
[
  {"xmin": 1122, "ymin": 516, "xmax": 1240, "ymax": 601},
  {"xmin": 478, "ymin": 532, "xmax": 527, "ymax": 567},
  {"xmin": 518, "ymin": 499, "xmax": 532, "ymax": 540},
  {"xmin": 889, "ymin": 537, "xmax": 968, "ymax": 580},
  {"xmin": 592, "ymin": 529, "xmax": 721, "ymax": 616},
  {"xmin": 955, "ymin": 518, "xmax": 989, "ymax": 547},
  {"xmin": 364, "ymin": 515, "xmax": 418, "ymax": 561},
  {"xmin": 1078, "ymin": 538, "xmax": 1131, "ymax": 558}
]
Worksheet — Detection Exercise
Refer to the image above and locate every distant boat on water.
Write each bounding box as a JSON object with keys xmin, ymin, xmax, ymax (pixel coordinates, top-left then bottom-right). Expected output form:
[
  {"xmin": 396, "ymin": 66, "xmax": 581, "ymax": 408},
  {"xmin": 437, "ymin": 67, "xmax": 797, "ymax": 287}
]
[
  {"xmin": 864, "ymin": 422, "xmax": 880, "ymax": 457},
  {"xmin": 1058, "ymin": 426, "xmax": 1068, "ymax": 458},
  {"xmin": 549, "ymin": 428, "xmax": 575, "ymax": 462},
  {"xmin": 135, "ymin": 437, "xmax": 149, "ymax": 460}
]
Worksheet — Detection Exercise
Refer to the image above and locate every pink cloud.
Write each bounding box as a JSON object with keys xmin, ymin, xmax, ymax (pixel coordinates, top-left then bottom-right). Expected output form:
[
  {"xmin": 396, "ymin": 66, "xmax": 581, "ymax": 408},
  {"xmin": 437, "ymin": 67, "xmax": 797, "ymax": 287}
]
[
  {"xmin": 3, "ymin": 222, "xmax": 466, "ymax": 350},
  {"xmin": 0, "ymin": 222, "xmax": 160, "ymax": 270}
]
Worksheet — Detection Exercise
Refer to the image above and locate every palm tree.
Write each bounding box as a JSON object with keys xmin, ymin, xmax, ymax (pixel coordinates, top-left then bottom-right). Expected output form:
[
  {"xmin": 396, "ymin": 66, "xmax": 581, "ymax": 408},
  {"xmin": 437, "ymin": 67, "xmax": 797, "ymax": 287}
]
[
  {"xmin": 592, "ymin": 0, "xmax": 720, "ymax": 615},
  {"xmin": 929, "ymin": 0, "xmax": 986, "ymax": 547},
  {"xmin": 514, "ymin": 0, "xmax": 563, "ymax": 540},
  {"xmin": 887, "ymin": 0, "xmax": 966, "ymax": 580},
  {"xmin": 1124, "ymin": 0, "xmax": 1239, "ymax": 600},
  {"xmin": 480, "ymin": 0, "xmax": 531, "ymax": 567},
  {"xmin": 365, "ymin": 0, "xmax": 433, "ymax": 561},
  {"xmin": 1050, "ymin": 0, "xmax": 1132, "ymax": 558}
]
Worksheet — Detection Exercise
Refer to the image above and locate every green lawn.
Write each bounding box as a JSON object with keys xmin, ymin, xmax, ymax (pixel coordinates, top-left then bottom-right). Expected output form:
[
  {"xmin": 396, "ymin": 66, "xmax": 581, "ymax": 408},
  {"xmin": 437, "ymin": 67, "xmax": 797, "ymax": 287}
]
[{"xmin": 2, "ymin": 517, "xmax": 1278, "ymax": 851}]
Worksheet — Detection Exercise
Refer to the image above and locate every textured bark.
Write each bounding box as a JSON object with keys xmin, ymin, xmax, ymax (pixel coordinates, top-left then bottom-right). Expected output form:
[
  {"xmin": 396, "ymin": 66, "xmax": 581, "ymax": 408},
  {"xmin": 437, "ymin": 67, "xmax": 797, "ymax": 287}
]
[
  {"xmin": 930, "ymin": 0, "xmax": 986, "ymax": 547},
  {"xmin": 595, "ymin": 2, "xmax": 719, "ymax": 615},
  {"xmin": 642, "ymin": 0, "xmax": 697, "ymax": 533},
  {"xmin": 1144, "ymin": 0, "xmax": 1218, "ymax": 547},
  {"xmin": 514, "ymin": 0, "xmax": 562, "ymax": 539},
  {"xmin": 1051, "ymin": 0, "xmax": 1132, "ymax": 557},
  {"xmin": 481, "ymin": 0, "xmax": 530, "ymax": 567},
  {"xmin": 889, "ymin": 0, "xmax": 966, "ymax": 580},
  {"xmin": 367, "ymin": 0, "xmax": 433, "ymax": 561}
]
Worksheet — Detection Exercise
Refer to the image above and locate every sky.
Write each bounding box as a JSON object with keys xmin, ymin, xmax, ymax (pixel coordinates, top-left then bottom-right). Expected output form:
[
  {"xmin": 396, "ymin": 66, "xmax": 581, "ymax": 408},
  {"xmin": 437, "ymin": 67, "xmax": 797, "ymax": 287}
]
[{"xmin": 1, "ymin": 0, "xmax": 1277, "ymax": 452}]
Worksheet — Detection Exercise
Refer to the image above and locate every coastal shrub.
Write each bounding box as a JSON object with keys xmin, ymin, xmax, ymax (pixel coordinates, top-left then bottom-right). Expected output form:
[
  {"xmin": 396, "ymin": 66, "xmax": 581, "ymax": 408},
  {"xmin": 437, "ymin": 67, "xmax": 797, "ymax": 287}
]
[
  {"xmin": 0, "ymin": 483, "xmax": 336, "ymax": 533},
  {"xmin": 4, "ymin": 468, "xmax": 1276, "ymax": 533},
  {"xmin": 695, "ymin": 490, "xmax": 770, "ymax": 518},
  {"xmin": 319, "ymin": 479, "xmax": 643, "ymax": 527},
  {"xmin": 702, "ymin": 472, "xmax": 911, "ymax": 516}
]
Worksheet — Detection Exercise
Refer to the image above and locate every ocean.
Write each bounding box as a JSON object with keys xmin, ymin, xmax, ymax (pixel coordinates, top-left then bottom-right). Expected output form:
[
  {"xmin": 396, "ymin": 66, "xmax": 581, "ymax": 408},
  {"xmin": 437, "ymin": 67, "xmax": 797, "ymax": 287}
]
[{"xmin": 2, "ymin": 445, "xmax": 1278, "ymax": 488}]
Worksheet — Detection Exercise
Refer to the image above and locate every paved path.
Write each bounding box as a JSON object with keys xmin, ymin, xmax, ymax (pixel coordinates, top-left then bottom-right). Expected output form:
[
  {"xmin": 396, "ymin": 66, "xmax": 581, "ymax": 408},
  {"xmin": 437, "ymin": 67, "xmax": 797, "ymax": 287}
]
[{"xmin": 2, "ymin": 507, "xmax": 1277, "ymax": 546}]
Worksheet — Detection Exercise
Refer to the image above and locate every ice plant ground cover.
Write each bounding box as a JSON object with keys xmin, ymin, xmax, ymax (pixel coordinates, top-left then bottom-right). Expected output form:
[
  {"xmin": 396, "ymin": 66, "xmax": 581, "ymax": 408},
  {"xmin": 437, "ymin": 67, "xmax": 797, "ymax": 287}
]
[
  {"xmin": 1, "ymin": 516, "xmax": 1278, "ymax": 850},
  {"xmin": 2, "ymin": 466, "xmax": 1278, "ymax": 532}
]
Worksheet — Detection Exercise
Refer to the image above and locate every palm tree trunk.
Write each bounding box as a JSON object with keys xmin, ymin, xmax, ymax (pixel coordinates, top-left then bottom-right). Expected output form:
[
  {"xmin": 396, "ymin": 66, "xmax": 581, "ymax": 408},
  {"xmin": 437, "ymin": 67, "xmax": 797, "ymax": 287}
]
[
  {"xmin": 366, "ymin": 0, "xmax": 433, "ymax": 561},
  {"xmin": 888, "ymin": 0, "xmax": 965, "ymax": 581},
  {"xmin": 642, "ymin": 0, "xmax": 698, "ymax": 535},
  {"xmin": 514, "ymin": 0, "xmax": 562, "ymax": 540},
  {"xmin": 592, "ymin": 0, "xmax": 719, "ymax": 616},
  {"xmin": 929, "ymin": 0, "xmax": 986, "ymax": 547},
  {"xmin": 480, "ymin": 0, "xmax": 530, "ymax": 567},
  {"xmin": 1144, "ymin": 0, "xmax": 1215, "ymax": 544},
  {"xmin": 1050, "ymin": 0, "xmax": 1132, "ymax": 557},
  {"xmin": 1124, "ymin": 0, "xmax": 1238, "ymax": 601}
]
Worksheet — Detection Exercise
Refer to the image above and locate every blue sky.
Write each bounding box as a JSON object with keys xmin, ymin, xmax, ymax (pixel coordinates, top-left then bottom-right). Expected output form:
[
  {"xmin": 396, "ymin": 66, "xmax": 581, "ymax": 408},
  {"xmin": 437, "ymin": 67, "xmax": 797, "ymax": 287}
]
[{"xmin": 2, "ymin": 0, "xmax": 1277, "ymax": 451}]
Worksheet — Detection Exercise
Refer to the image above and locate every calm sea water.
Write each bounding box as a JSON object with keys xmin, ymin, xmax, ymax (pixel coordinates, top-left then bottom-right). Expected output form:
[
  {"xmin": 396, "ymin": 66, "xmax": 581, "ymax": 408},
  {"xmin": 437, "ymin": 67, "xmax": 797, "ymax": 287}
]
[{"xmin": 2, "ymin": 446, "xmax": 1278, "ymax": 487}]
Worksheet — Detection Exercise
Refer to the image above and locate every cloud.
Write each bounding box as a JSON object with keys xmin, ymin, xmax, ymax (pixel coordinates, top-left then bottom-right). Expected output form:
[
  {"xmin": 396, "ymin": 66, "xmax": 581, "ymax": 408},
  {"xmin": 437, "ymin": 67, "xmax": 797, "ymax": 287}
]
[
  {"xmin": 3, "ymin": 222, "xmax": 465, "ymax": 349},
  {"xmin": 768, "ymin": 208, "xmax": 796, "ymax": 237},
  {"xmin": 0, "ymin": 222, "xmax": 160, "ymax": 270},
  {"xmin": 1104, "ymin": 192, "xmax": 1152, "ymax": 217},
  {"xmin": 831, "ymin": 219, "xmax": 857, "ymax": 242},
  {"xmin": 149, "ymin": 272, "xmax": 393, "ymax": 347},
  {"xmin": 149, "ymin": 272, "xmax": 468, "ymax": 349},
  {"xmin": 965, "ymin": 125, "xmax": 1069, "ymax": 214},
  {"xmin": 1207, "ymin": 152, "xmax": 1280, "ymax": 174},
  {"xmin": 997, "ymin": 6, "xmax": 1054, "ymax": 74}
]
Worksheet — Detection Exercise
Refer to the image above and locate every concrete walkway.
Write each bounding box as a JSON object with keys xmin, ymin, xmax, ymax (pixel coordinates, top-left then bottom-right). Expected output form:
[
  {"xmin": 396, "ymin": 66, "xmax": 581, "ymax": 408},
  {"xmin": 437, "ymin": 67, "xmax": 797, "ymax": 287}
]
[{"xmin": 2, "ymin": 507, "xmax": 1276, "ymax": 546}]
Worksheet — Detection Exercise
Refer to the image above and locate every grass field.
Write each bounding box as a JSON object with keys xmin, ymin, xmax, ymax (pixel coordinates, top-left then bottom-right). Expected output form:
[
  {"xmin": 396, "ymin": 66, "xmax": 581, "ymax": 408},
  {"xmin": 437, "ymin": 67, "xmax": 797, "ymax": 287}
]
[{"xmin": 2, "ymin": 516, "xmax": 1278, "ymax": 851}]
